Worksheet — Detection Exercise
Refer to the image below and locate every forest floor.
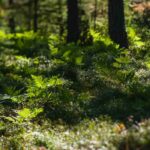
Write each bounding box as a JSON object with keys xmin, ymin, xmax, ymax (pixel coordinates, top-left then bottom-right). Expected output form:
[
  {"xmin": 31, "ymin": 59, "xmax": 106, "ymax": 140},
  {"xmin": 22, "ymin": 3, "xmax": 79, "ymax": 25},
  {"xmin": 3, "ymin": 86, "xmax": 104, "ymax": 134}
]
[{"xmin": 0, "ymin": 30, "xmax": 150, "ymax": 149}]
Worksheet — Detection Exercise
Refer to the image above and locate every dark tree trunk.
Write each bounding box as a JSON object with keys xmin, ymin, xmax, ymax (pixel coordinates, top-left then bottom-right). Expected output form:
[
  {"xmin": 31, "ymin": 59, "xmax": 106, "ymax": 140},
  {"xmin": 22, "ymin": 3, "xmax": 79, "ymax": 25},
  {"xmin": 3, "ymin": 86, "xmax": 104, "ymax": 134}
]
[
  {"xmin": 108, "ymin": 0, "xmax": 128, "ymax": 48},
  {"xmin": 67, "ymin": 0, "xmax": 80, "ymax": 43},
  {"xmin": 8, "ymin": 0, "xmax": 15, "ymax": 33},
  {"xmin": 33, "ymin": 0, "xmax": 38, "ymax": 32}
]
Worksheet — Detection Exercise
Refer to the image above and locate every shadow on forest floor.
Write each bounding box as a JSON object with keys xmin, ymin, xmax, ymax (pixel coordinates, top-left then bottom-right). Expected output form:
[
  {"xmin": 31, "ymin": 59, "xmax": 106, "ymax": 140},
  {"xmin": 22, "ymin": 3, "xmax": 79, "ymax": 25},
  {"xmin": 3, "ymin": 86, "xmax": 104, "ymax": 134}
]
[{"xmin": 43, "ymin": 78, "xmax": 150, "ymax": 125}]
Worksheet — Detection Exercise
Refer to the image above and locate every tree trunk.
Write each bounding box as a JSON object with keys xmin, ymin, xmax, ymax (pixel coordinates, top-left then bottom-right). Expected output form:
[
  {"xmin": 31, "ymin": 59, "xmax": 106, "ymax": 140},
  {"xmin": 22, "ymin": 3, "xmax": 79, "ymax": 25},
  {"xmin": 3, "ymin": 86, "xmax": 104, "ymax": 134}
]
[
  {"xmin": 67, "ymin": 0, "xmax": 80, "ymax": 43},
  {"xmin": 33, "ymin": 0, "xmax": 38, "ymax": 32},
  {"xmin": 108, "ymin": 0, "xmax": 128, "ymax": 48}
]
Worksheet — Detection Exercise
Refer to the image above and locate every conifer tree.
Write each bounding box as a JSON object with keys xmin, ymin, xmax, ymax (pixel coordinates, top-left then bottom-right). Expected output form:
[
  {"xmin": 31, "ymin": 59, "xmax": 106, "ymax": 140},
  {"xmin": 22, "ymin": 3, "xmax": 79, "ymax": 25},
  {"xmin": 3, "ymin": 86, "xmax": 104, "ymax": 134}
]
[
  {"xmin": 108, "ymin": 0, "xmax": 128, "ymax": 48},
  {"xmin": 67, "ymin": 0, "xmax": 80, "ymax": 43}
]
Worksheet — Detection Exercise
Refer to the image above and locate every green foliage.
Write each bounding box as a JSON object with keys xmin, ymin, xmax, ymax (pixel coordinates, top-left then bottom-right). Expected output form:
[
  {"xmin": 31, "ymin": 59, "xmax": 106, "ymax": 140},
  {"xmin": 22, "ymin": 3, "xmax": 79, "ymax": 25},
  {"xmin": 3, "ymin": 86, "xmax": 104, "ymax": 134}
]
[
  {"xmin": 26, "ymin": 75, "xmax": 71, "ymax": 108},
  {"xmin": 0, "ymin": 108, "xmax": 43, "ymax": 149},
  {"xmin": 17, "ymin": 108, "xmax": 43, "ymax": 122},
  {"xmin": 0, "ymin": 31, "xmax": 50, "ymax": 57},
  {"xmin": 3, "ymin": 108, "xmax": 43, "ymax": 124},
  {"xmin": 1, "ymin": 8, "xmax": 150, "ymax": 149},
  {"xmin": 128, "ymin": 27, "xmax": 145, "ymax": 49}
]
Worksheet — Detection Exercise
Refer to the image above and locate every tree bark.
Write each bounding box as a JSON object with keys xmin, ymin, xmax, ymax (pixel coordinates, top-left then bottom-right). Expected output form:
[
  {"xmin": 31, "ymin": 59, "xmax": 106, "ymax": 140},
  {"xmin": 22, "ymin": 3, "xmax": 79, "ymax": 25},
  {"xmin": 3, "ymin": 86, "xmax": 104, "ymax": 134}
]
[
  {"xmin": 67, "ymin": 0, "xmax": 80, "ymax": 43},
  {"xmin": 108, "ymin": 0, "xmax": 128, "ymax": 48}
]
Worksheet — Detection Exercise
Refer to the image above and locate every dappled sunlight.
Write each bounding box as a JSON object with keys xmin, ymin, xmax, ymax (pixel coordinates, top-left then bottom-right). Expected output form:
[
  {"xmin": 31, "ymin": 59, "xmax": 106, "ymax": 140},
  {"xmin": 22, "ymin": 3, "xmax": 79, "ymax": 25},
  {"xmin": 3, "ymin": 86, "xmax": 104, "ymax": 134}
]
[{"xmin": 0, "ymin": 0, "xmax": 150, "ymax": 149}]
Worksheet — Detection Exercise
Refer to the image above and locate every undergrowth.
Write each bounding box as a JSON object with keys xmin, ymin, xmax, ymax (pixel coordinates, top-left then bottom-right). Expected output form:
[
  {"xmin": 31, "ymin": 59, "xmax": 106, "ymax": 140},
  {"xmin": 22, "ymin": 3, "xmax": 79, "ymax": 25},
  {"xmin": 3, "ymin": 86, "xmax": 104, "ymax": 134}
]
[{"xmin": 0, "ymin": 28, "xmax": 150, "ymax": 149}]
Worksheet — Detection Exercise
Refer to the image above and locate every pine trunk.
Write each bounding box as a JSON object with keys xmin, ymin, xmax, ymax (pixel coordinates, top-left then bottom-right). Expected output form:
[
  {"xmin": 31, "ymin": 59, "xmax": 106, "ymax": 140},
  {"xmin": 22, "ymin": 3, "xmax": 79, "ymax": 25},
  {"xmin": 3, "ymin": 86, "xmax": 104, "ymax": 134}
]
[
  {"xmin": 67, "ymin": 0, "xmax": 80, "ymax": 43},
  {"xmin": 108, "ymin": 0, "xmax": 128, "ymax": 48}
]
